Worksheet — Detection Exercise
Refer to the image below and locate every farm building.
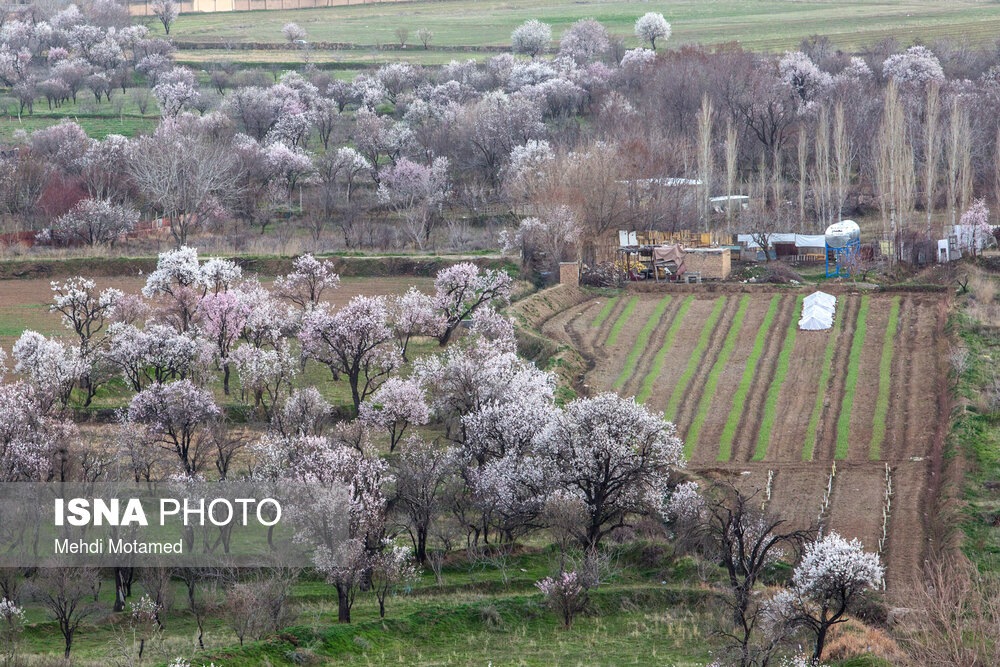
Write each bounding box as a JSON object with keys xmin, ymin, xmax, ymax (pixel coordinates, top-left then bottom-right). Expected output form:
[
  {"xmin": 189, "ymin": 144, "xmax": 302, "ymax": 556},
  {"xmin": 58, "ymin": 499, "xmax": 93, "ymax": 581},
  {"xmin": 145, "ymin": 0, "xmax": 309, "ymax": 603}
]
[
  {"xmin": 682, "ymin": 247, "xmax": 731, "ymax": 280},
  {"xmin": 737, "ymin": 233, "xmax": 827, "ymax": 261}
]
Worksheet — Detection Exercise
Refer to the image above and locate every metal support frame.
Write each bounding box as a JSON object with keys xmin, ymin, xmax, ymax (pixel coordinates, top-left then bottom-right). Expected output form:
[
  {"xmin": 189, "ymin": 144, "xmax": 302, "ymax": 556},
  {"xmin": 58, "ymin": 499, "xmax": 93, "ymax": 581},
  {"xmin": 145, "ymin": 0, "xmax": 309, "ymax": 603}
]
[{"xmin": 825, "ymin": 240, "xmax": 860, "ymax": 278}]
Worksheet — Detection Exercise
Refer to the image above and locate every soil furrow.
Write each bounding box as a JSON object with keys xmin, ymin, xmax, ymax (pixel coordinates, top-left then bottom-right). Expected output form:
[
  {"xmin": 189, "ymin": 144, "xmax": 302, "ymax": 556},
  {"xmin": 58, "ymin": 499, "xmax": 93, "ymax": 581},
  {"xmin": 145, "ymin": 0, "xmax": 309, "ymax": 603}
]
[
  {"xmin": 812, "ymin": 295, "xmax": 860, "ymax": 461},
  {"xmin": 674, "ymin": 297, "xmax": 740, "ymax": 440},
  {"xmin": 731, "ymin": 295, "xmax": 797, "ymax": 462}
]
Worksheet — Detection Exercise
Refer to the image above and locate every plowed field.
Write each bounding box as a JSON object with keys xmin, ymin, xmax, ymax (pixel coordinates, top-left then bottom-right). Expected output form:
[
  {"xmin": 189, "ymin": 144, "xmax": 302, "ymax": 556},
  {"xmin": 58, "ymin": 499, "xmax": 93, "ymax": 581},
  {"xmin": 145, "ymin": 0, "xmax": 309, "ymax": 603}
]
[{"xmin": 542, "ymin": 288, "xmax": 950, "ymax": 591}]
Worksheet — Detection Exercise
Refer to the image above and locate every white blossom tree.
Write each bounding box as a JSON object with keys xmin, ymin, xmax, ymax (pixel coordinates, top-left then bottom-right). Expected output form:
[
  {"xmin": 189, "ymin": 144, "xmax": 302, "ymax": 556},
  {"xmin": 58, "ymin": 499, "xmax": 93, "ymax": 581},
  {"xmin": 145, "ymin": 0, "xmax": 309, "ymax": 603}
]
[
  {"xmin": 537, "ymin": 393, "xmax": 684, "ymax": 548},
  {"xmin": 151, "ymin": 0, "xmax": 178, "ymax": 35},
  {"xmin": 358, "ymin": 377, "xmax": 428, "ymax": 452},
  {"xmin": 432, "ymin": 262, "xmax": 513, "ymax": 346},
  {"xmin": 300, "ymin": 296, "xmax": 401, "ymax": 411},
  {"xmin": 511, "ymin": 19, "xmax": 551, "ymax": 59},
  {"xmin": 634, "ymin": 13, "xmax": 670, "ymax": 50},
  {"xmin": 769, "ymin": 532, "xmax": 884, "ymax": 662},
  {"xmin": 54, "ymin": 198, "xmax": 138, "ymax": 246}
]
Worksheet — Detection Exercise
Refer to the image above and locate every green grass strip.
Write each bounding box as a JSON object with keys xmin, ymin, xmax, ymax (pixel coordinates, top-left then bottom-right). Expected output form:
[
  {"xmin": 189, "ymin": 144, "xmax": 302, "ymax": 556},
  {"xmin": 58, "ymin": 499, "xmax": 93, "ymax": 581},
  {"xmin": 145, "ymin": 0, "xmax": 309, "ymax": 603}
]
[
  {"xmin": 664, "ymin": 297, "xmax": 727, "ymax": 423},
  {"xmin": 613, "ymin": 296, "xmax": 672, "ymax": 392},
  {"xmin": 752, "ymin": 295, "xmax": 804, "ymax": 461},
  {"xmin": 869, "ymin": 296, "xmax": 901, "ymax": 460},
  {"xmin": 684, "ymin": 296, "xmax": 749, "ymax": 458},
  {"xmin": 605, "ymin": 297, "xmax": 638, "ymax": 346},
  {"xmin": 591, "ymin": 296, "xmax": 619, "ymax": 328},
  {"xmin": 718, "ymin": 295, "xmax": 781, "ymax": 461},
  {"xmin": 835, "ymin": 294, "xmax": 870, "ymax": 459},
  {"xmin": 636, "ymin": 296, "xmax": 694, "ymax": 404},
  {"xmin": 802, "ymin": 296, "xmax": 842, "ymax": 461}
]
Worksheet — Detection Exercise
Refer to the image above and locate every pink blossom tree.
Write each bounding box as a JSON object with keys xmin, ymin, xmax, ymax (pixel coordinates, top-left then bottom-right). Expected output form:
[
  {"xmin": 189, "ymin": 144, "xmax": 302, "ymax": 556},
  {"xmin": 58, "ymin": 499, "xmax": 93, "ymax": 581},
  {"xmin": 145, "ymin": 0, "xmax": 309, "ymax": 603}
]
[
  {"xmin": 388, "ymin": 287, "xmax": 445, "ymax": 360},
  {"xmin": 358, "ymin": 377, "xmax": 429, "ymax": 451},
  {"xmin": 231, "ymin": 341, "xmax": 297, "ymax": 416},
  {"xmin": 960, "ymin": 198, "xmax": 992, "ymax": 257},
  {"xmin": 273, "ymin": 254, "xmax": 340, "ymax": 310},
  {"xmin": 300, "ymin": 296, "xmax": 401, "ymax": 411},
  {"xmin": 376, "ymin": 156, "xmax": 450, "ymax": 248},
  {"xmin": 432, "ymin": 262, "xmax": 513, "ymax": 346},
  {"xmin": 536, "ymin": 571, "xmax": 589, "ymax": 628},
  {"xmin": 128, "ymin": 379, "xmax": 220, "ymax": 475},
  {"xmin": 197, "ymin": 291, "xmax": 251, "ymax": 394}
]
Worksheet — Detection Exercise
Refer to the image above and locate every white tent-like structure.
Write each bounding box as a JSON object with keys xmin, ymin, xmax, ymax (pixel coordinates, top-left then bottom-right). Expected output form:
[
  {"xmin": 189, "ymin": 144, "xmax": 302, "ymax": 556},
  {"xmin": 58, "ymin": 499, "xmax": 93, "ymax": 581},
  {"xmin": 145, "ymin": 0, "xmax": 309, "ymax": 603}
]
[
  {"xmin": 804, "ymin": 291, "xmax": 836, "ymax": 310},
  {"xmin": 799, "ymin": 312, "xmax": 833, "ymax": 331},
  {"xmin": 799, "ymin": 291, "xmax": 837, "ymax": 330}
]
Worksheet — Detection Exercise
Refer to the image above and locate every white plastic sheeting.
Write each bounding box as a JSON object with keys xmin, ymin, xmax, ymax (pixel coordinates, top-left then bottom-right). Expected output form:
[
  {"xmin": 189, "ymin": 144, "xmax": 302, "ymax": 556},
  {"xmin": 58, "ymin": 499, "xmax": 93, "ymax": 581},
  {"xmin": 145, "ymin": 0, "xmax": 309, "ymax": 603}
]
[
  {"xmin": 737, "ymin": 233, "xmax": 827, "ymax": 249},
  {"xmin": 799, "ymin": 313, "xmax": 833, "ymax": 330},
  {"xmin": 803, "ymin": 291, "xmax": 836, "ymax": 309},
  {"xmin": 799, "ymin": 291, "xmax": 836, "ymax": 330}
]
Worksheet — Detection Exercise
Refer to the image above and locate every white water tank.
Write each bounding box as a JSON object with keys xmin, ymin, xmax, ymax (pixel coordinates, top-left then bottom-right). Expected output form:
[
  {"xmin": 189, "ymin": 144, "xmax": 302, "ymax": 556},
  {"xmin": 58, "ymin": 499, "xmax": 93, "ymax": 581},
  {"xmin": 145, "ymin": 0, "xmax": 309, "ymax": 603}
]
[{"xmin": 825, "ymin": 220, "xmax": 861, "ymax": 249}]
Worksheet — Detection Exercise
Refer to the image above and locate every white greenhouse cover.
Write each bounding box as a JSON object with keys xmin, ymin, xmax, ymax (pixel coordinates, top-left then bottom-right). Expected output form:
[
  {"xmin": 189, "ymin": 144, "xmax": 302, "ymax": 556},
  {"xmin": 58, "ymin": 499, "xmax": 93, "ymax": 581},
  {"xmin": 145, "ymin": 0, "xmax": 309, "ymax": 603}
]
[
  {"xmin": 800, "ymin": 292, "xmax": 836, "ymax": 330},
  {"xmin": 799, "ymin": 313, "xmax": 833, "ymax": 330},
  {"xmin": 802, "ymin": 302, "xmax": 835, "ymax": 317},
  {"xmin": 803, "ymin": 291, "xmax": 836, "ymax": 309}
]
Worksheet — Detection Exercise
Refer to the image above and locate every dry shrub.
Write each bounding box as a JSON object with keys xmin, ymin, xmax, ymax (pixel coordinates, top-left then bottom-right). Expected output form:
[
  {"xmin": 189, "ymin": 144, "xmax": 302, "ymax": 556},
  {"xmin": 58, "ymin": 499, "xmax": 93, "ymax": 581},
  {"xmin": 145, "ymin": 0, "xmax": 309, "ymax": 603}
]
[
  {"xmin": 967, "ymin": 273, "xmax": 1000, "ymax": 326},
  {"xmin": 822, "ymin": 618, "xmax": 905, "ymax": 663}
]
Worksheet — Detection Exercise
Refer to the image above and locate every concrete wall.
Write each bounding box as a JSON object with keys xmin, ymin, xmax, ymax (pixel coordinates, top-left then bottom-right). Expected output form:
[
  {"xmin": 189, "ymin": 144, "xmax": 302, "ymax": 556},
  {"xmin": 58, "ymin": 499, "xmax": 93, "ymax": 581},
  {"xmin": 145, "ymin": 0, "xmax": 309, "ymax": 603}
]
[
  {"xmin": 683, "ymin": 249, "xmax": 731, "ymax": 280},
  {"xmin": 559, "ymin": 262, "xmax": 580, "ymax": 286}
]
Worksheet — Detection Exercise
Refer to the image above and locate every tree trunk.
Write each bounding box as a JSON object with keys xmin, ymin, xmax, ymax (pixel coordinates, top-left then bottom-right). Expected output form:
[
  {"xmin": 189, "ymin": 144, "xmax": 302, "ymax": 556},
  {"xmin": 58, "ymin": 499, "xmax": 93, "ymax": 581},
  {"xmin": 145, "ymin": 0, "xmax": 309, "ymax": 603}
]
[
  {"xmin": 223, "ymin": 363, "xmax": 231, "ymax": 395},
  {"xmin": 416, "ymin": 526, "xmax": 427, "ymax": 564},
  {"xmin": 336, "ymin": 585, "xmax": 351, "ymax": 623},
  {"xmin": 113, "ymin": 567, "xmax": 128, "ymax": 612},
  {"xmin": 813, "ymin": 624, "xmax": 828, "ymax": 663}
]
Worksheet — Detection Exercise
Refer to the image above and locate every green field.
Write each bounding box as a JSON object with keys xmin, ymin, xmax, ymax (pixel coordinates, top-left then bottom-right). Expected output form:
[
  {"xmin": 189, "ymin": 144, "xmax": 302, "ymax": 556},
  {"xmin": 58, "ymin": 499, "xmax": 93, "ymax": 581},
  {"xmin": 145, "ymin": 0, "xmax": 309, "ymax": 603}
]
[{"xmin": 161, "ymin": 0, "xmax": 1000, "ymax": 58}]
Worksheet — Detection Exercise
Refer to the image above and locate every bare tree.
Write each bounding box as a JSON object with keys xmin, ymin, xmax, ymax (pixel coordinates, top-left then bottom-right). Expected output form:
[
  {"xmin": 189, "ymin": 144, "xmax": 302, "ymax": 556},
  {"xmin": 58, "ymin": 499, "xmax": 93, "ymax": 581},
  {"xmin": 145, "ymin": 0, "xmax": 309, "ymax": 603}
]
[
  {"xmin": 725, "ymin": 119, "xmax": 740, "ymax": 236},
  {"xmin": 923, "ymin": 81, "xmax": 940, "ymax": 236},
  {"xmin": 833, "ymin": 101, "xmax": 850, "ymax": 221},
  {"xmin": 697, "ymin": 482, "xmax": 814, "ymax": 667},
  {"xmin": 696, "ymin": 95, "xmax": 714, "ymax": 232},
  {"xmin": 31, "ymin": 567, "xmax": 101, "ymax": 658},
  {"xmin": 129, "ymin": 129, "xmax": 243, "ymax": 247}
]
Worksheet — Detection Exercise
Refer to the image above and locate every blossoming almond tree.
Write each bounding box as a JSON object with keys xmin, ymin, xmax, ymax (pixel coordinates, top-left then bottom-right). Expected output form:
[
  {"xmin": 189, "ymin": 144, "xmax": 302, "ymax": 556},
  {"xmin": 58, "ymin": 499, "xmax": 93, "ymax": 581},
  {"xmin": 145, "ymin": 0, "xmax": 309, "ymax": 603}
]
[
  {"xmin": 128, "ymin": 379, "xmax": 220, "ymax": 476},
  {"xmin": 358, "ymin": 377, "xmax": 429, "ymax": 452},
  {"xmin": 769, "ymin": 532, "xmax": 884, "ymax": 662},
  {"xmin": 300, "ymin": 296, "xmax": 401, "ymax": 411},
  {"xmin": 432, "ymin": 262, "xmax": 513, "ymax": 346},
  {"xmin": 537, "ymin": 393, "xmax": 685, "ymax": 549}
]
